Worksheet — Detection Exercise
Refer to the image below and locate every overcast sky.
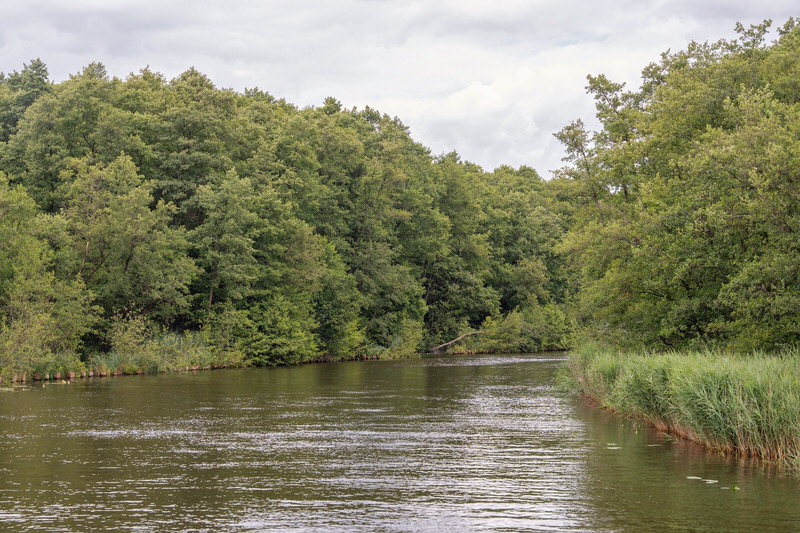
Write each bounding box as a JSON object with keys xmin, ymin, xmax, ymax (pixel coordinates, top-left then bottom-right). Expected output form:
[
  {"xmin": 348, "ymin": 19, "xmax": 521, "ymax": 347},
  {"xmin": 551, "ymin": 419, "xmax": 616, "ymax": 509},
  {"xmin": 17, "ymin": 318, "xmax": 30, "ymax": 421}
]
[{"xmin": 1, "ymin": 1, "xmax": 797, "ymax": 175}]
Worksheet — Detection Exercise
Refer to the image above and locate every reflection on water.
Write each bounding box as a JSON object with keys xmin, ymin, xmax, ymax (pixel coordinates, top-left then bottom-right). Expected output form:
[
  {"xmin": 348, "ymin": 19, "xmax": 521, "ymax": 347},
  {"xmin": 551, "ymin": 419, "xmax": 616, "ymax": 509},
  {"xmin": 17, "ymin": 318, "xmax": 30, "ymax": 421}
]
[{"xmin": 0, "ymin": 354, "xmax": 798, "ymax": 532}]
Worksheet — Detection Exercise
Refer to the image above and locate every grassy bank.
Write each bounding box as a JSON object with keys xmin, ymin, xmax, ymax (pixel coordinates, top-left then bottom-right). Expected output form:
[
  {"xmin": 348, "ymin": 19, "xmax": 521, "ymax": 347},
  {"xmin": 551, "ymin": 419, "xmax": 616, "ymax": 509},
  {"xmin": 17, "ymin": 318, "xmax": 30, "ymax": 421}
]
[
  {"xmin": 0, "ymin": 319, "xmax": 410, "ymax": 384},
  {"xmin": 0, "ymin": 330, "xmax": 248, "ymax": 384},
  {"xmin": 566, "ymin": 344, "xmax": 800, "ymax": 462}
]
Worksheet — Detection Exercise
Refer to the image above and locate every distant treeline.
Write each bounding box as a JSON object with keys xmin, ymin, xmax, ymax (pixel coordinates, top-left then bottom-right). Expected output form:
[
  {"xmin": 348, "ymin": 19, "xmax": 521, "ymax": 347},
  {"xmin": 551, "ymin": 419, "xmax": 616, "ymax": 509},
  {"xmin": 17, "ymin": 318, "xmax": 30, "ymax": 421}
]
[
  {"xmin": 0, "ymin": 54, "xmax": 572, "ymax": 379},
  {"xmin": 0, "ymin": 18, "xmax": 798, "ymax": 380}
]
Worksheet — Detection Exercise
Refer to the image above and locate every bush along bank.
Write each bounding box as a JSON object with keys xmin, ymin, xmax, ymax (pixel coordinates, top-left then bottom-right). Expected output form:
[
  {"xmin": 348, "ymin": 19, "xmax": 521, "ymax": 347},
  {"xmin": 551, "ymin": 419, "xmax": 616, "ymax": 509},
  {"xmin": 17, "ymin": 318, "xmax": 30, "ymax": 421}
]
[
  {"xmin": 567, "ymin": 344, "xmax": 800, "ymax": 463},
  {"xmin": 0, "ymin": 311, "xmax": 428, "ymax": 385}
]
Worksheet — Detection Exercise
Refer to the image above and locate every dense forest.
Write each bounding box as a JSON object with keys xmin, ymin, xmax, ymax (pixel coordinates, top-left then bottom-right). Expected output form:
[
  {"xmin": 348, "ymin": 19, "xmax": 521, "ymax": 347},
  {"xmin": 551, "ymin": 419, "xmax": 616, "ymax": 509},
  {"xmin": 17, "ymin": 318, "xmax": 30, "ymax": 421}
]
[
  {"xmin": 0, "ymin": 19, "xmax": 798, "ymax": 381},
  {"xmin": 0, "ymin": 52, "xmax": 572, "ymax": 379}
]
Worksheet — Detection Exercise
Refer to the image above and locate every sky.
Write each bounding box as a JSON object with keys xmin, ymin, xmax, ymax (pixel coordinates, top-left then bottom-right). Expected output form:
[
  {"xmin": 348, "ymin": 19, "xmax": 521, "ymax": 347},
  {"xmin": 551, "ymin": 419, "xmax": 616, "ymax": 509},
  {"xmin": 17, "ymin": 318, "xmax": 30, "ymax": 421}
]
[{"xmin": 1, "ymin": 1, "xmax": 797, "ymax": 176}]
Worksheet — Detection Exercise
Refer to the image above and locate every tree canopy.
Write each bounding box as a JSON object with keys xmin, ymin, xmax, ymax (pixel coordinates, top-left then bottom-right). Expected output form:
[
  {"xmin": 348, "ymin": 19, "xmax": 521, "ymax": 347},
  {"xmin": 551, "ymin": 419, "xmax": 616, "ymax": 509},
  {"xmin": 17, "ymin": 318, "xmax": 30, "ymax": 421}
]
[
  {"xmin": 555, "ymin": 18, "xmax": 800, "ymax": 352},
  {"xmin": 0, "ymin": 58, "xmax": 571, "ymax": 378},
  {"xmin": 2, "ymin": 19, "xmax": 799, "ymax": 379}
]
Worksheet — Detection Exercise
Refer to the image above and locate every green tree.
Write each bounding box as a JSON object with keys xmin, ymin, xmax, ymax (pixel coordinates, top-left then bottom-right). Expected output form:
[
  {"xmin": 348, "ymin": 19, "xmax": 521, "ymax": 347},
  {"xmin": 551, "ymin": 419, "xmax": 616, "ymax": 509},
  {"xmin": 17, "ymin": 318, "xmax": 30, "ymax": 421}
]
[
  {"xmin": 0, "ymin": 58, "xmax": 50, "ymax": 142},
  {"xmin": 556, "ymin": 19, "xmax": 800, "ymax": 350},
  {"xmin": 57, "ymin": 155, "xmax": 196, "ymax": 325},
  {"xmin": 0, "ymin": 174, "xmax": 96, "ymax": 378}
]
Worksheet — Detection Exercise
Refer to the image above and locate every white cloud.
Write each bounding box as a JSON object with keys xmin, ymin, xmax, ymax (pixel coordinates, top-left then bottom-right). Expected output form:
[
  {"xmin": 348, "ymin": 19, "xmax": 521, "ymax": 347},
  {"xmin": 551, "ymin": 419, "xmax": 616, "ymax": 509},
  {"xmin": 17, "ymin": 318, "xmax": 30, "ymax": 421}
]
[{"xmin": 0, "ymin": 1, "xmax": 797, "ymax": 174}]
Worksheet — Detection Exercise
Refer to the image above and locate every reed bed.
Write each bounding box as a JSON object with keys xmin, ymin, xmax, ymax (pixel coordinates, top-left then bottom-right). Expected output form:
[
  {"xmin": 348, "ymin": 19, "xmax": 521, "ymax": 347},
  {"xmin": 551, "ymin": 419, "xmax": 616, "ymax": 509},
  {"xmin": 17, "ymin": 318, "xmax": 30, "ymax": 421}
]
[
  {"xmin": 567, "ymin": 344, "xmax": 800, "ymax": 462},
  {"xmin": 0, "ymin": 331, "xmax": 247, "ymax": 383},
  {"xmin": 87, "ymin": 330, "xmax": 246, "ymax": 376}
]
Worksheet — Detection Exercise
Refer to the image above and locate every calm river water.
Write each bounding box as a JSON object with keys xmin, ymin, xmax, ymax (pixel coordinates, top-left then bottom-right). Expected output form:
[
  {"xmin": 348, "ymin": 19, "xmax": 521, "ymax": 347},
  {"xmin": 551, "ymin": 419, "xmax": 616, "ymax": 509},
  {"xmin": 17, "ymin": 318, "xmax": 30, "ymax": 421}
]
[{"xmin": 1, "ymin": 353, "xmax": 798, "ymax": 532}]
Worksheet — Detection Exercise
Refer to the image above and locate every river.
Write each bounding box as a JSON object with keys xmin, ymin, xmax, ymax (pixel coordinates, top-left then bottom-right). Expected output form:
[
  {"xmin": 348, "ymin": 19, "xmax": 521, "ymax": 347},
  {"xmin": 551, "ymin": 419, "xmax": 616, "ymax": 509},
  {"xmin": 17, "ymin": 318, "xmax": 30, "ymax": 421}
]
[{"xmin": 0, "ymin": 353, "xmax": 797, "ymax": 532}]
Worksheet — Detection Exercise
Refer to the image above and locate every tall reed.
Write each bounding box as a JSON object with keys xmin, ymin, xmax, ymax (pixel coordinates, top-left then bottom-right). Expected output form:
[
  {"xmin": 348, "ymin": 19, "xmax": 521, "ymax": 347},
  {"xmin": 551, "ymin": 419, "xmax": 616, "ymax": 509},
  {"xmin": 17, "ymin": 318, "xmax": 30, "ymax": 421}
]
[{"xmin": 567, "ymin": 345, "xmax": 800, "ymax": 462}]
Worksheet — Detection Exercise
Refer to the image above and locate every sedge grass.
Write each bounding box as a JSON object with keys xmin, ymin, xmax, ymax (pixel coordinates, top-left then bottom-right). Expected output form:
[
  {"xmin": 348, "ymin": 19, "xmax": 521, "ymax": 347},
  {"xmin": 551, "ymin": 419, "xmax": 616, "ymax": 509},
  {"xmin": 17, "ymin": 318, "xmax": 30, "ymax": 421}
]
[{"xmin": 567, "ymin": 344, "xmax": 800, "ymax": 463}]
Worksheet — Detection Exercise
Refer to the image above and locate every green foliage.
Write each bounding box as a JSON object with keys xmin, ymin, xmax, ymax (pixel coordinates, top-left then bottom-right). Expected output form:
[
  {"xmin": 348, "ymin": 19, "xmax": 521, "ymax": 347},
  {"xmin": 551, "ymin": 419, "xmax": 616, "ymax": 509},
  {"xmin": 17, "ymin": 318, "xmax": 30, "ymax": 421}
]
[
  {"xmin": 87, "ymin": 313, "xmax": 242, "ymax": 376},
  {"xmin": 0, "ymin": 174, "xmax": 97, "ymax": 380},
  {"xmin": 192, "ymin": 169, "xmax": 263, "ymax": 310},
  {"xmin": 201, "ymin": 303, "xmax": 250, "ymax": 362},
  {"xmin": 473, "ymin": 312, "xmax": 527, "ymax": 353},
  {"xmin": 4, "ymin": 20, "xmax": 798, "ymax": 377},
  {"xmin": 381, "ymin": 317, "xmax": 425, "ymax": 359},
  {"xmin": 105, "ymin": 312, "xmax": 161, "ymax": 374},
  {"xmin": 0, "ymin": 58, "xmax": 50, "ymax": 142},
  {"xmin": 556, "ymin": 19, "xmax": 800, "ymax": 351},
  {"xmin": 247, "ymin": 295, "xmax": 320, "ymax": 365},
  {"xmin": 313, "ymin": 241, "xmax": 365, "ymax": 358},
  {"xmin": 470, "ymin": 303, "xmax": 573, "ymax": 354},
  {"xmin": 57, "ymin": 155, "xmax": 197, "ymax": 324},
  {"xmin": 0, "ymin": 55, "xmax": 580, "ymax": 376}
]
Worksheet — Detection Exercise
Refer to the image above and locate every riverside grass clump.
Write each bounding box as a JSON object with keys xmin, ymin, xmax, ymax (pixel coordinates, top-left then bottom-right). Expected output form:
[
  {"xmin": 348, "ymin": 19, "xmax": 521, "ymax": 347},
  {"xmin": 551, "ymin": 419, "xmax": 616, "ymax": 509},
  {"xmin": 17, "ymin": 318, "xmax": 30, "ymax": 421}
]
[
  {"xmin": 0, "ymin": 314, "xmax": 248, "ymax": 383},
  {"xmin": 87, "ymin": 331, "xmax": 245, "ymax": 377},
  {"xmin": 567, "ymin": 344, "xmax": 800, "ymax": 463}
]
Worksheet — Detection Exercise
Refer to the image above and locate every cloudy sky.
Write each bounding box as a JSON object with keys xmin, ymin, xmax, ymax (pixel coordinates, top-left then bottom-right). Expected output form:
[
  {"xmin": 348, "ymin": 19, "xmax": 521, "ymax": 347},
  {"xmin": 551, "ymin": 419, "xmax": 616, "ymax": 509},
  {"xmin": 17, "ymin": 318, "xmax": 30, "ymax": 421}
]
[{"xmin": 1, "ymin": 1, "xmax": 797, "ymax": 175}]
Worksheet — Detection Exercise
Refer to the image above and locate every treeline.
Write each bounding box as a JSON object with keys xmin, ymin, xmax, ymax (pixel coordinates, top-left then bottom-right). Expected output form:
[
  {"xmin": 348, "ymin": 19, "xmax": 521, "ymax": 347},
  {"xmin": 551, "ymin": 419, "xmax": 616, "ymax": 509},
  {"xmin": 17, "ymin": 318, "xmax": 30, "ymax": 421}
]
[
  {"xmin": 555, "ymin": 18, "xmax": 800, "ymax": 353},
  {"xmin": 0, "ymin": 59, "xmax": 572, "ymax": 379},
  {"xmin": 2, "ymin": 18, "xmax": 799, "ymax": 381}
]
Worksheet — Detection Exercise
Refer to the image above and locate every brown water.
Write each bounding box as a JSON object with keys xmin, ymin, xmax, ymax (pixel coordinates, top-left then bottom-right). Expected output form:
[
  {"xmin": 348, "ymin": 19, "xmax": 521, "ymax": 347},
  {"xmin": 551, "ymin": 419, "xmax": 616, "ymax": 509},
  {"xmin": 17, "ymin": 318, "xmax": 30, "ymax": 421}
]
[{"xmin": 0, "ymin": 353, "xmax": 798, "ymax": 532}]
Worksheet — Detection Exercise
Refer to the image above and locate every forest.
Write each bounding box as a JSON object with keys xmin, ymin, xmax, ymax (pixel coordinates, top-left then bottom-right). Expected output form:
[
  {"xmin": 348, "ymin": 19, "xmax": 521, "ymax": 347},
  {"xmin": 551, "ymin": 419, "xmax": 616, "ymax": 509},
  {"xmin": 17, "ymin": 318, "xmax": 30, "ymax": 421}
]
[
  {"xmin": 0, "ymin": 19, "xmax": 798, "ymax": 382},
  {"xmin": 0, "ymin": 49, "xmax": 572, "ymax": 379}
]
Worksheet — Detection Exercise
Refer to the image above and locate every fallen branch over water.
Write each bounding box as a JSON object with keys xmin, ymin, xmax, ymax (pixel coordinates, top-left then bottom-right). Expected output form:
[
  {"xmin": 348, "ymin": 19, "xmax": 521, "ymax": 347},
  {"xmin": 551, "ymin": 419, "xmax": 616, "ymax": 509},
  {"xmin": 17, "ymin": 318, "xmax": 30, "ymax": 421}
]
[{"xmin": 430, "ymin": 331, "xmax": 482, "ymax": 354}]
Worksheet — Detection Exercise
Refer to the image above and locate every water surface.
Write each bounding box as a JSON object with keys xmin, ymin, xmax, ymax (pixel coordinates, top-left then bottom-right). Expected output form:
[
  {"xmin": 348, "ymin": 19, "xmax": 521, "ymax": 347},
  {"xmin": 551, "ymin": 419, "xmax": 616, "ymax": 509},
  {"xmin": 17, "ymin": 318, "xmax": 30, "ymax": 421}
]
[{"xmin": 1, "ymin": 354, "xmax": 797, "ymax": 531}]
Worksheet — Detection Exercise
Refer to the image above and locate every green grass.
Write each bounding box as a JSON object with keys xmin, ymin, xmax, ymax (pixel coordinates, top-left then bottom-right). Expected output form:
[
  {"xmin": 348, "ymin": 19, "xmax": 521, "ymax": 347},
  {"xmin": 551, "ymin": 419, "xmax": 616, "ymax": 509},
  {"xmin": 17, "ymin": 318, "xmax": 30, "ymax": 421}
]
[
  {"xmin": 0, "ymin": 330, "xmax": 249, "ymax": 383},
  {"xmin": 567, "ymin": 344, "xmax": 800, "ymax": 462},
  {"xmin": 87, "ymin": 330, "xmax": 247, "ymax": 376}
]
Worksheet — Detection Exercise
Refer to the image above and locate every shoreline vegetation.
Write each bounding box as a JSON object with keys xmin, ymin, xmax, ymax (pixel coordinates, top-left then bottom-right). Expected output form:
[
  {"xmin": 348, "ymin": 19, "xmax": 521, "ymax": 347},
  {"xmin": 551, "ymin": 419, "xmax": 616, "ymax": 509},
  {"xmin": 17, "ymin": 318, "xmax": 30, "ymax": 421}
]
[
  {"xmin": 0, "ymin": 326, "xmax": 567, "ymax": 386},
  {"xmin": 0, "ymin": 334, "xmax": 386, "ymax": 386},
  {"xmin": 566, "ymin": 345, "xmax": 800, "ymax": 463},
  {"xmin": 555, "ymin": 18, "xmax": 800, "ymax": 464},
  {"xmin": 2, "ymin": 18, "xmax": 800, "ymax": 467}
]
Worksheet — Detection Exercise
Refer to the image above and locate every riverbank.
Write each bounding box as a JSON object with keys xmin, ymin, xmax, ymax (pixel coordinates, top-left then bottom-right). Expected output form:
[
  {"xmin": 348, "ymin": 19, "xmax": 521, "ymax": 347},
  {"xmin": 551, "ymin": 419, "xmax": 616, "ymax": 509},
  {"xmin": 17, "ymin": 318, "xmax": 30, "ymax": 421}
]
[
  {"xmin": 0, "ymin": 327, "xmax": 405, "ymax": 385},
  {"xmin": 0, "ymin": 331, "xmax": 241, "ymax": 385},
  {"xmin": 566, "ymin": 344, "xmax": 800, "ymax": 463}
]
